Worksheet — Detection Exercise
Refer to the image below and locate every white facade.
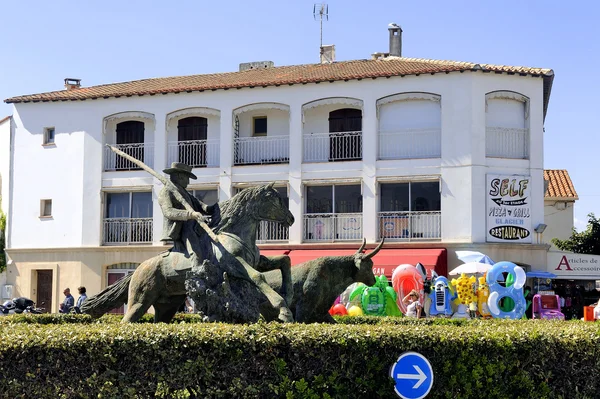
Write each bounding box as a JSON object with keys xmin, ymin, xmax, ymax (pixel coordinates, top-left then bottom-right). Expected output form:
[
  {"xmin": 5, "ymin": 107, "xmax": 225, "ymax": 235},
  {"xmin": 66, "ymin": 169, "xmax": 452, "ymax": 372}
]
[
  {"xmin": 0, "ymin": 116, "xmax": 11, "ymax": 216},
  {"xmin": 3, "ymin": 62, "xmax": 552, "ymax": 309},
  {"xmin": 543, "ymin": 200, "xmax": 575, "ymax": 249}
]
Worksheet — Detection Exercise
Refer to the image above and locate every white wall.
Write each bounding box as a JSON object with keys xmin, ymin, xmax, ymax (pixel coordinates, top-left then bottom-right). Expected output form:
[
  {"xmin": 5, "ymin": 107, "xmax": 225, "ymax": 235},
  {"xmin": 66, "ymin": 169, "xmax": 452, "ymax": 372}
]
[
  {"xmin": 0, "ymin": 117, "xmax": 11, "ymax": 216},
  {"xmin": 543, "ymin": 200, "xmax": 575, "ymax": 249},
  {"xmin": 9, "ymin": 70, "xmax": 546, "ymax": 248},
  {"xmin": 237, "ymin": 108, "xmax": 289, "ymax": 138}
]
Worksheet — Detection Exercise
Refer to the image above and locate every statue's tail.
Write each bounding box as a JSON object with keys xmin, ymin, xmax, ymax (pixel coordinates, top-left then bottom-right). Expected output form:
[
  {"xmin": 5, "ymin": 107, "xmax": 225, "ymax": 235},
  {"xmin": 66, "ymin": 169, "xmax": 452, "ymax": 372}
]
[{"xmin": 80, "ymin": 274, "xmax": 132, "ymax": 318}]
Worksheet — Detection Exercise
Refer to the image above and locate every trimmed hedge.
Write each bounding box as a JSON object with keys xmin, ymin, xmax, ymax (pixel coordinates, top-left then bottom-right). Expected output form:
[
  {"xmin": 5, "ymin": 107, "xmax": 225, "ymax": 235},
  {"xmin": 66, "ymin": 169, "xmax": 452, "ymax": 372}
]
[{"xmin": 0, "ymin": 318, "xmax": 599, "ymax": 398}]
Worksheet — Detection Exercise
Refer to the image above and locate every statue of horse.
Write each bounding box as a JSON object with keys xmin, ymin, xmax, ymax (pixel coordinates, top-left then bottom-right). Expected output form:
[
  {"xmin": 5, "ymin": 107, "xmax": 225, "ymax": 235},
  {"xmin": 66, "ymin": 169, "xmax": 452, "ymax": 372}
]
[{"xmin": 81, "ymin": 184, "xmax": 295, "ymax": 323}]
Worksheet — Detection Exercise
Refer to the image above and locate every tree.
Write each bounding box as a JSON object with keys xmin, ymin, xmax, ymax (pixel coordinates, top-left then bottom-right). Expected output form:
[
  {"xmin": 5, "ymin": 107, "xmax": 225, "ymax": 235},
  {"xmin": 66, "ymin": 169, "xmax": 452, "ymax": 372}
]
[{"xmin": 552, "ymin": 213, "xmax": 600, "ymax": 255}]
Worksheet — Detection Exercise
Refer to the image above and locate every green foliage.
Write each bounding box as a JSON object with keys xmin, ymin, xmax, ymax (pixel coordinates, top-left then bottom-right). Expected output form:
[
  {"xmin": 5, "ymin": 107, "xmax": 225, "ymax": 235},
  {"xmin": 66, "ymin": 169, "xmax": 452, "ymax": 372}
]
[
  {"xmin": 552, "ymin": 213, "xmax": 600, "ymax": 254},
  {"xmin": 1, "ymin": 318, "xmax": 600, "ymax": 398}
]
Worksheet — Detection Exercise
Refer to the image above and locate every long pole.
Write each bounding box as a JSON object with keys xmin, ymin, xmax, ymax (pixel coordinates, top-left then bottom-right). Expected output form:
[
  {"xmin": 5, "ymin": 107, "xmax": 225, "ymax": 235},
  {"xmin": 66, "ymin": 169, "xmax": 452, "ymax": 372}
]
[{"xmin": 106, "ymin": 144, "xmax": 219, "ymax": 243}]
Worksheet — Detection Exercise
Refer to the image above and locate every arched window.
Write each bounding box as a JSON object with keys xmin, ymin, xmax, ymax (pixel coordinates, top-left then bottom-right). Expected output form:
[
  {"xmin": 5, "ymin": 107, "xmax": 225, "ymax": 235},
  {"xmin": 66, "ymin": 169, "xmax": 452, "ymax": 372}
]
[
  {"xmin": 177, "ymin": 117, "xmax": 208, "ymax": 167},
  {"xmin": 115, "ymin": 120, "xmax": 145, "ymax": 169},
  {"xmin": 328, "ymin": 108, "xmax": 362, "ymax": 161},
  {"xmin": 485, "ymin": 91, "xmax": 529, "ymax": 159}
]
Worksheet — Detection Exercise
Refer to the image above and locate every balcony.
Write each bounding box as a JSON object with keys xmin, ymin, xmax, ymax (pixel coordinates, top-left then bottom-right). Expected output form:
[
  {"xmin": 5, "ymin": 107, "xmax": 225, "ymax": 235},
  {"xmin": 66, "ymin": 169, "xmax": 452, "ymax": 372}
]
[
  {"xmin": 103, "ymin": 218, "xmax": 153, "ymax": 245},
  {"xmin": 104, "ymin": 143, "xmax": 154, "ymax": 171},
  {"xmin": 486, "ymin": 127, "xmax": 529, "ymax": 159},
  {"xmin": 303, "ymin": 213, "xmax": 362, "ymax": 242},
  {"xmin": 234, "ymin": 136, "xmax": 290, "ymax": 166},
  {"xmin": 378, "ymin": 128, "xmax": 441, "ymax": 160},
  {"xmin": 303, "ymin": 131, "xmax": 362, "ymax": 163},
  {"xmin": 256, "ymin": 220, "xmax": 289, "ymax": 243},
  {"xmin": 378, "ymin": 211, "xmax": 441, "ymax": 240},
  {"xmin": 167, "ymin": 139, "xmax": 220, "ymax": 168}
]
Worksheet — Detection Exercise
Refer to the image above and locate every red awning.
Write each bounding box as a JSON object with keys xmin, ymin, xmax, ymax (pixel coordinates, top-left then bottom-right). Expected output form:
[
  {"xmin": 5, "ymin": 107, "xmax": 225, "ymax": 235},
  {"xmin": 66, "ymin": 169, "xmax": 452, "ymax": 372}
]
[
  {"xmin": 371, "ymin": 249, "xmax": 447, "ymax": 279},
  {"xmin": 287, "ymin": 249, "xmax": 358, "ymax": 266},
  {"xmin": 260, "ymin": 249, "xmax": 291, "ymax": 257}
]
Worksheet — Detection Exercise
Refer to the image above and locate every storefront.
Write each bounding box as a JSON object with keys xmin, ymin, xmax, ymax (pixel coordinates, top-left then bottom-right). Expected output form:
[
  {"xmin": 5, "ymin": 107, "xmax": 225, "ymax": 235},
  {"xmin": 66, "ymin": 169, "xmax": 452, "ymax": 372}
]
[{"xmin": 545, "ymin": 252, "xmax": 600, "ymax": 320}]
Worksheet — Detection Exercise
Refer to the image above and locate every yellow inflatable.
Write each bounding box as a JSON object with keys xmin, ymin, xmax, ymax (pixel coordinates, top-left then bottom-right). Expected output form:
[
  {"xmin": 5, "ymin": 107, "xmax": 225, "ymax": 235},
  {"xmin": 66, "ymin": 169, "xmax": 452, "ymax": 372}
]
[
  {"xmin": 451, "ymin": 273, "xmax": 477, "ymax": 307},
  {"xmin": 477, "ymin": 275, "xmax": 492, "ymax": 318},
  {"xmin": 347, "ymin": 305, "xmax": 364, "ymax": 316}
]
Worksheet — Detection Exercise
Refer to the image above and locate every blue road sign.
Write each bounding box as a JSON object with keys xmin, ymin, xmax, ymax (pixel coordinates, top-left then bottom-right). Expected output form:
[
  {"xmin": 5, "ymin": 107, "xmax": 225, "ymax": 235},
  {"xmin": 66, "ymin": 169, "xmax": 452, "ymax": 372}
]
[{"xmin": 390, "ymin": 351, "xmax": 434, "ymax": 399}]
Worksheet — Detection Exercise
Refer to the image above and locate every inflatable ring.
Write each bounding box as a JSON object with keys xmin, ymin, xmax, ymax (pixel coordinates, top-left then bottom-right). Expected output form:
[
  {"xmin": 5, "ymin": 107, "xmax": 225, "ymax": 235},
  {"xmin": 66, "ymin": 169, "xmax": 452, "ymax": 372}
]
[
  {"xmin": 392, "ymin": 264, "xmax": 424, "ymax": 314},
  {"xmin": 486, "ymin": 261, "xmax": 526, "ymax": 319}
]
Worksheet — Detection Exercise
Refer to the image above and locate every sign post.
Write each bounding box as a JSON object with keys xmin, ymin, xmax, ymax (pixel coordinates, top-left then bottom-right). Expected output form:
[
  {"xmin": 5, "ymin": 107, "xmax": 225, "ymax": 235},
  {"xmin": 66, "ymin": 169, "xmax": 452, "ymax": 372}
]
[{"xmin": 390, "ymin": 351, "xmax": 434, "ymax": 399}]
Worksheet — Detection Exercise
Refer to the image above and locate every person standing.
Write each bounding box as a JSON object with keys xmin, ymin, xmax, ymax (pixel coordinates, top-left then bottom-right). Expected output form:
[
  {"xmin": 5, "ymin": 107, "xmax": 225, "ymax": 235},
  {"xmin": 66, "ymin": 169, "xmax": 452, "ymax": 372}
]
[
  {"xmin": 59, "ymin": 288, "xmax": 74, "ymax": 313},
  {"xmin": 75, "ymin": 286, "xmax": 88, "ymax": 310},
  {"xmin": 402, "ymin": 289, "xmax": 422, "ymax": 318}
]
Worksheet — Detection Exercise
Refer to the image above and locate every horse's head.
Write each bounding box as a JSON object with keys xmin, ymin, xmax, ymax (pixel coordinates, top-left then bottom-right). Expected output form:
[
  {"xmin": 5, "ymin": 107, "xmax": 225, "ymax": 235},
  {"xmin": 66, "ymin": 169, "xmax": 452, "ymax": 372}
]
[
  {"xmin": 253, "ymin": 183, "xmax": 295, "ymax": 227},
  {"xmin": 352, "ymin": 238, "xmax": 385, "ymax": 286}
]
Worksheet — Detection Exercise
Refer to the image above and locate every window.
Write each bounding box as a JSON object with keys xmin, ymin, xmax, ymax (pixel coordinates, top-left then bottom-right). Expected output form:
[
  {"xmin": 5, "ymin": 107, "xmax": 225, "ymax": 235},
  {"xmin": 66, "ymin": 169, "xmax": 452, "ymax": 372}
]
[
  {"xmin": 379, "ymin": 181, "xmax": 441, "ymax": 240},
  {"xmin": 253, "ymin": 116, "xmax": 267, "ymax": 136},
  {"xmin": 43, "ymin": 127, "xmax": 55, "ymax": 145},
  {"xmin": 380, "ymin": 182, "xmax": 440, "ymax": 212},
  {"xmin": 192, "ymin": 189, "xmax": 219, "ymax": 206},
  {"xmin": 305, "ymin": 184, "xmax": 362, "ymax": 241},
  {"xmin": 40, "ymin": 199, "xmax": 52, "ymax": 217},
  {"xmin": 104, "ymin": 192, "xmax": 153, "ymax": 244},
  {"xmin": 306, "ymin": 185, "xmax": 362, "ymax": 214},
  {"xmin": 115, "ymin": 120, "xmax": 145, "ymax": 170},
  {"xmin": 178, "ymin": 117, "xmax": 208, "ymax": 167}
]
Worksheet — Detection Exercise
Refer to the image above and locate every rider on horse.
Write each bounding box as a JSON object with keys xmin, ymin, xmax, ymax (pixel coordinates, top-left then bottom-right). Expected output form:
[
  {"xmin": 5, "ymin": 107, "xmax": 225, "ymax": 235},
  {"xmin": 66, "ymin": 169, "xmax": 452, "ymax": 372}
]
[{"xmin": 159, "ymin": 162, "xmax": 214, "ymax": 261}]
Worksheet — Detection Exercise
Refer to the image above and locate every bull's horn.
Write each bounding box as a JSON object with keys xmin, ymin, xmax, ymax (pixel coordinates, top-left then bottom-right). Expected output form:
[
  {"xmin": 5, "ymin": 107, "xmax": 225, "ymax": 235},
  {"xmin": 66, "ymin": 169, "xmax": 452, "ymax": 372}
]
[
  {"xmin": 356, "ymin": 238, "xmax": 367, "ymax": 254},
  {"xmin": 266, "ymin": 182, "xmax": 275, "ymax": 189},
  {"xmin": 365, "ymin": 238, "xmax": 385, "ymax": 260}
]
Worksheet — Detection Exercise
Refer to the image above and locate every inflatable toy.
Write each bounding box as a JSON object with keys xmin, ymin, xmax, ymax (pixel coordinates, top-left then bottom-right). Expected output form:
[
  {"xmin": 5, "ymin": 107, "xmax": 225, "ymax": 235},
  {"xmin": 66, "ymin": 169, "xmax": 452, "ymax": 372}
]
[
  {"xmin": 451, "ymin": 273, "xmax": 477, "ymax": 307},
  {"xmin": 329, "ymin": 303, "xmax": 348, "ymax": 316},
  {"xmin": 486, "ymin": 261, "xmax": 526, "ymax": 319},
  {"xmin": 349, "ymin": 275, "xmax": 402, "ymax": 316},
  {"xmin": 429, "ymin": 276, "xmax": 455, "ymax": 317},
  {"xmin": 339, "ymin": 282, "xmax": 363, "ymax": 308},
  {"xmin": 532, "ymin": 294, "xmax": 565, "ymax": 320},
  {"xmin": 477, "ymin": 275, "xmax": 491, "ymax": 318},
  {"xmin": 347, "ymin": 305, "xmax": 364, "ymax": 316},
  {"xmin": 451, "ymin": 303, "xmax": 471, "ymax": 319},
  {"xmin": 392, "ymin": 264, "xmax": 425, "ymax": 314}
]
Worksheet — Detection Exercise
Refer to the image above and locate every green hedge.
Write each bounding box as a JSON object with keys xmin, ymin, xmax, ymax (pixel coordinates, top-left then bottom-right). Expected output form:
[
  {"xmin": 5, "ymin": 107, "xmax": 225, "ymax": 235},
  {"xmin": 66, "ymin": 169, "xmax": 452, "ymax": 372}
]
[{"xmin": 0, "ymin": 319, "xmax": 599, "ymax": 398}]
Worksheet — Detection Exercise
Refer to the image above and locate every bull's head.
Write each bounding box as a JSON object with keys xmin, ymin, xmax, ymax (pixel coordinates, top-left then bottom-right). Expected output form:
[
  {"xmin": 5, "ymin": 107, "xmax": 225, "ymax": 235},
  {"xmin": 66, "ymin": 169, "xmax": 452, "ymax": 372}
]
[{"xmin": 353, "ymin": 238, "xmax": 385, "ymax": 286}]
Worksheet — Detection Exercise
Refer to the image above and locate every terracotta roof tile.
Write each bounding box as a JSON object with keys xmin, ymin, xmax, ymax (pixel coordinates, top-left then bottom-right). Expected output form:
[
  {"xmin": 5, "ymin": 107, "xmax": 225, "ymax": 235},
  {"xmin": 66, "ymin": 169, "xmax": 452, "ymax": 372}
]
[
  {"xmin": 544, "ymin": 170, "xmax": 578, "ymax": 200},
  {"xmin": 4, "ymin": 58, "xmax": 554, "ymax": 112}
]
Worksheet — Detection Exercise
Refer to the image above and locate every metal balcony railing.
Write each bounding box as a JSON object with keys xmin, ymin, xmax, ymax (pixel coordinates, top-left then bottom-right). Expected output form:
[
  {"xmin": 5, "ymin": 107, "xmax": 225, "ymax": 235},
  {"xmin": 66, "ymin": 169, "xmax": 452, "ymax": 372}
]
[
  {"xmin": 303, "ymin": 213, "xmax": 363, "ymax": 242},
  {"xmin": 486, "ymin": 127, "xmax": 529, "ymax": 159},
  {"xmin": 234, "ymin": 136, "xmax": 290, "ymax": 165},
  {"xmin": 256, "ymin": 220, "xmax": 289, "ymax": 243},
  {"xmin": 378, "ymin": 128, "xmax": 441, "ymax": 160},
  {"xmin": 378, "ymin": 211, "xmax": 441, "ymax": 240},
  {"xmin": 104, "ymin": 143, "xmax": 154, "ymax": 171},
  {"xmin": 103, "ymin": 218, "xmax": 153, "ymax": 245},
  {"xmin": 303, "ymin": 131, "xmax": 362, "ymax": 163},
  {"xmin": 167, "ymin": 139, "xmax": 220, "ymax": 168}
]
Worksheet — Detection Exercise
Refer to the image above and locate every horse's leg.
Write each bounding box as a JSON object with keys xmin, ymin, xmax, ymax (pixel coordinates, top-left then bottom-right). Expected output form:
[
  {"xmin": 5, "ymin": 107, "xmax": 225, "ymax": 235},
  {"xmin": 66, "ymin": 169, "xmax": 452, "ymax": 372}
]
[
  {"xmin": 242, "ymin": 263, "xmax": 293, "ymax": 323},
  {"xmin": 256, "ymin": 255, "xmax": 293, "ymax": 306},
  {"xmin": 122, "ymin": 258, "xmax": 162, "ymax": 323},
  {"xmin": 154, "ymin": 295, "xmax": 187, "ymax": 323}
]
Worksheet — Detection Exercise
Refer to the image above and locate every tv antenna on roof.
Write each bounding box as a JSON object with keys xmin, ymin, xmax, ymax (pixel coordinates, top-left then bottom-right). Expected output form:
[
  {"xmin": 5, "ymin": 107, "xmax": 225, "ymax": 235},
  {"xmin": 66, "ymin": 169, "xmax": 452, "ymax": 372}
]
[{"xmin": 313, "ymin": 3, "xmax": 329, "ymax": 49}]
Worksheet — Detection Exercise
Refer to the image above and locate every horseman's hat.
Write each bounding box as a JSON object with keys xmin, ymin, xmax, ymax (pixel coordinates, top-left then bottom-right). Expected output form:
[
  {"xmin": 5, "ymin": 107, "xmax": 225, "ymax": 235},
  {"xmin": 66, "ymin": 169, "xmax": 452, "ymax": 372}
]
[{"xmin": 163, "ymin": 162, "xmax": 197, "ymax": 179}]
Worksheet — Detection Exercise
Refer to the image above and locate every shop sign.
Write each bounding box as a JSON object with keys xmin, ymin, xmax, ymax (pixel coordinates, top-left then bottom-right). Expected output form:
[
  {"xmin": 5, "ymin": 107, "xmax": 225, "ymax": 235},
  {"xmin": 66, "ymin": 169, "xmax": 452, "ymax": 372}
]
[
  {"xmin": 548, "ymin": 252, "xmax": 600, "ymax": 277},
  {"xmin": 486, "ymin": 174, "xmax": 532, "ymax": 243}
]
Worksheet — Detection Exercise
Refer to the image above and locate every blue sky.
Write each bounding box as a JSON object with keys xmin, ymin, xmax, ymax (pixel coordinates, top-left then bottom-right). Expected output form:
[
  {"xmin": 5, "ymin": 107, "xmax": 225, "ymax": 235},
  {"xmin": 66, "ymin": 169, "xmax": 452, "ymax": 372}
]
[{"xmin": 1, "ymin": 1, "xmax": 598, "ymax": 230}]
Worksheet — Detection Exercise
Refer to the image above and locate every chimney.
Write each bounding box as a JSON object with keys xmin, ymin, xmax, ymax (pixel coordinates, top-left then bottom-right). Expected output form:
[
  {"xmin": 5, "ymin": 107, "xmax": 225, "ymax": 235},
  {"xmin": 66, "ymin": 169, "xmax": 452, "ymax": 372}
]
[
  {"xmin": 239, "ymin": 61, "xmax": 274, "ymax": 72},
  {"xmin": 388, "ymin": 23, "xmax": 402, "ymax": 57},
  {"xmin": 64, "ymin": 78, "xmax": 81, "ymax": 90},
  {"xmin": 320, "ymin": 44, "xmax": 335, "ymax": 63}
]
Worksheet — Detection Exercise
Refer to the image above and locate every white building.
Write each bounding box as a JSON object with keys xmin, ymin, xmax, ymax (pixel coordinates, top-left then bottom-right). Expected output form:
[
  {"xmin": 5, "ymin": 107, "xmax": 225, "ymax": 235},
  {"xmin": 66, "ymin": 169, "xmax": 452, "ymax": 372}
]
[
  {"xmin": 543, "ymin": 169, "xmax": 578, "ymax": 249},
  {"xmin": 2, "ymin": 27, "xmax": 555, "ymax": 312}
]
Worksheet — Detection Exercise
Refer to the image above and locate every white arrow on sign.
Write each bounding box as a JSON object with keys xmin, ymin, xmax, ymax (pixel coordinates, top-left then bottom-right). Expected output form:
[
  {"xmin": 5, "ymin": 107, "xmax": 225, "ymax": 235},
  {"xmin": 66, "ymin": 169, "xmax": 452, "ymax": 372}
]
[{"xmin": 396, "ymin": 365, "xmax": 427, "ymax": 389}]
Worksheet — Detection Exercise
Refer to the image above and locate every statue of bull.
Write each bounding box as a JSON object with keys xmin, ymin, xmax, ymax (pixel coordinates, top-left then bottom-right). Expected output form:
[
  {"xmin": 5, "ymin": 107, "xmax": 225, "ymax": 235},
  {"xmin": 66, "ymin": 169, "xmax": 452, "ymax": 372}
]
[{"xmin": 264, "ymin": 239, "xmax": 384, "ymax": 323}]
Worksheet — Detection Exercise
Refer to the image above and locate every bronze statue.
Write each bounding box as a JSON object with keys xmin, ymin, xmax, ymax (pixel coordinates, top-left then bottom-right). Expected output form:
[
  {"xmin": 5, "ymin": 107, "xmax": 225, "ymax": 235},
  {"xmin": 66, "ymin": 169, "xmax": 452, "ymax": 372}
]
[{"xmin": 81, "ymin": 146, "xmax": 294, "ymax": 323}]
